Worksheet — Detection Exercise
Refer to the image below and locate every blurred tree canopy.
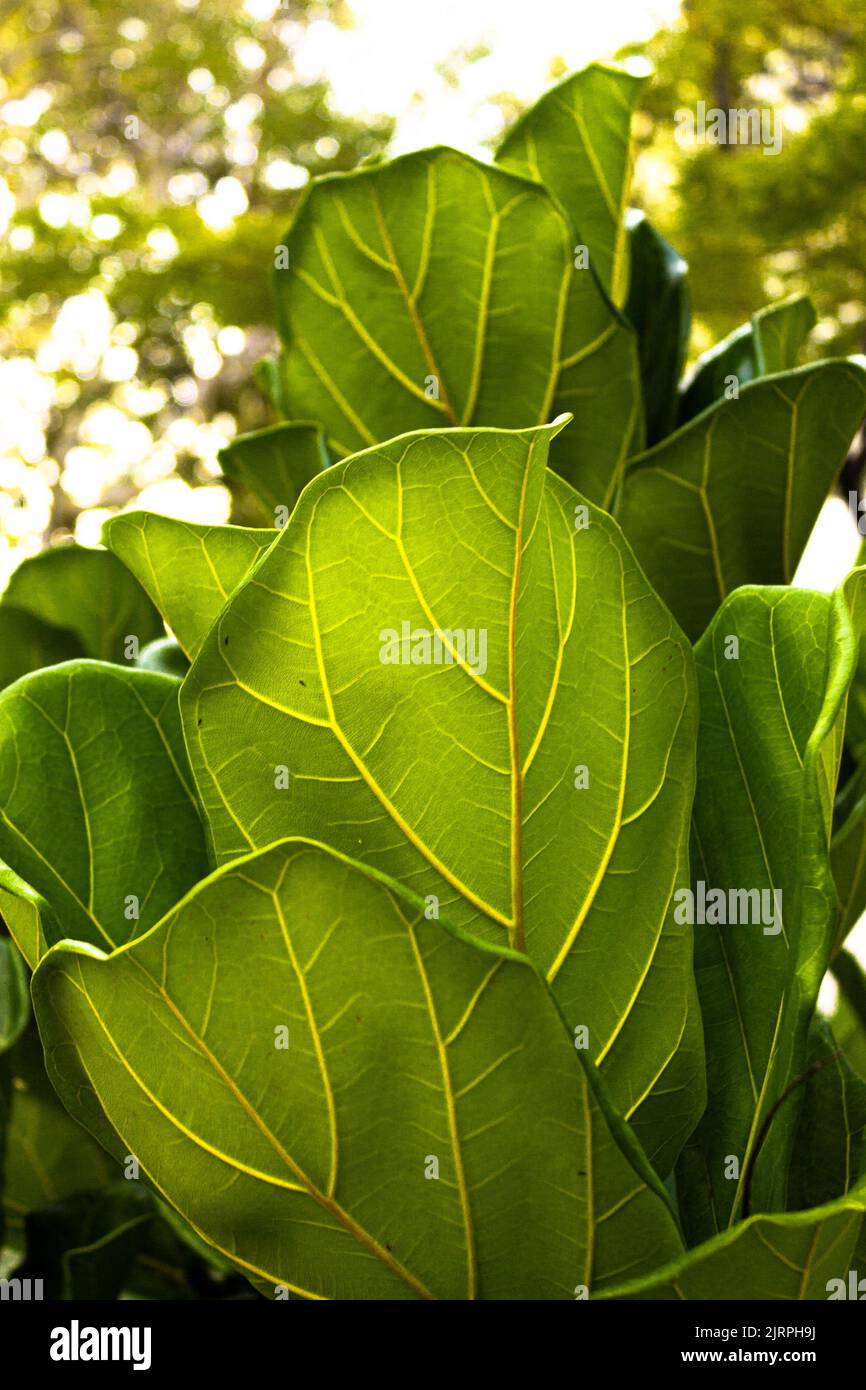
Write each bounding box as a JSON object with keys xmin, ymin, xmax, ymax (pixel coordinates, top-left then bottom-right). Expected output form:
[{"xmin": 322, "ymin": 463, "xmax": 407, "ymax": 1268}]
[
  {"xmin": 0, "ymin": 0, "xmax": 390, "ymax": 573},
  {"xmin": 4, "ymin": 0, "xmax": 866, "ymax": 575},
  {"xmin": 625, "ymin": 0, "xmax": 866, "ymax": 362}
]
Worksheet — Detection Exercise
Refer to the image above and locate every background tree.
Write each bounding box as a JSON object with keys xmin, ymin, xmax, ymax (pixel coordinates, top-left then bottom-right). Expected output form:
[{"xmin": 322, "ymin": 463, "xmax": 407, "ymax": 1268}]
[
  {"xmin": 624, "ymin": 0, "xmax": 866, "ymax": 363},
  {"xmin": 0, "ymin": 0, "xmax": 390, "ymax": 572}
]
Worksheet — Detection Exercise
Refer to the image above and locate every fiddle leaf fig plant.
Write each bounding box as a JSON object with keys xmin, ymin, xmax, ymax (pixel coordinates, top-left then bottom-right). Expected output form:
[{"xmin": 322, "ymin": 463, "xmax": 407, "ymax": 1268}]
[{"xmin": 3, "ymin": 59, "xmax": 866, "ymax": 1302}]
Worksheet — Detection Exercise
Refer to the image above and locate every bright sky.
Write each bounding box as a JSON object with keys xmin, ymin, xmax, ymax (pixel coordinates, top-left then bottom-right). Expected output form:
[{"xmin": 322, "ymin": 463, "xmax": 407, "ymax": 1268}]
[{"xmin": 296, "ymin": 0, "xmax": 681, "ymax": 154}]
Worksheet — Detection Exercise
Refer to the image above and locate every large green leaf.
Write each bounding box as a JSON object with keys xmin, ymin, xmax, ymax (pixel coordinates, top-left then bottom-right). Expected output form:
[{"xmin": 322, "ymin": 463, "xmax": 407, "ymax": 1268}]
[
  {"xmin": 677, "ymin": 294, "xmax": 817, "ymax": 425},
  {"xmin": 495, "ymin": 62, "xmax": 647, "ymax": 306},
  {"xmin": 3, "ymin": 1025, "xmax": 114, "ymax": 1215},
  {"xmin": 103, "ymin": 513, "xmax": 275, "ymax": 661},
  {"xmin": 0, "ymin": 608, "xmax": 82, "ymax": 692},
  {"xmin": 494, "ymin": 70, "xmax": 646, "ymax": 502},
  {"xmin": 182, "ymin": 420, "xmax": 704, "ymax": 1172},
  {"xmin": 601, "ymin": 1189, "xmax": 866, "ymax": 1300},
  {"xmin": 33, "ymin": 838, "xmax": 684, "ymax": 1300},
  {"xmin": 218, "ymin": 422, "xmax": 331, "ymax": 522},
  {"xmin": 677, "ymin": 583, "xmax": 861, "ymax": 1240},
  {"xmin": 274, "ymin": 147, "xmax": 569, "ymax": 454},
  {"xmin": 272, "ymin": 146, "xmax": 639, "ymax": 507},
  {"xmin": 2, "ymin": 545, "xmax": 163, "ymax": 663},
  {"xmin": 617, "ymin": 360, "xmax": 866, "ymax": 641},
  {"xmin": 625, "ymin": 211, "xmax": 690, "ymax": 446},
  {"xmin": 0, "ymin": 661, "xmax": 209, "ymax": 966}
]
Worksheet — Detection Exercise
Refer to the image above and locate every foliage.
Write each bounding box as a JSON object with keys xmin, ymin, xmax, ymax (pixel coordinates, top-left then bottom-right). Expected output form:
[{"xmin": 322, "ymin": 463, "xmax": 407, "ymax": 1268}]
[
  {"xmin": 627, "ymin": 0, "xmax": 866, "ymax": 363},
  {"xmin": 0, "ymin": 0, "xmax": 390, "ymax": 570},
  {"xmin": 3, "ymin": 59, "xmax": 866, "ymax": 1301}
]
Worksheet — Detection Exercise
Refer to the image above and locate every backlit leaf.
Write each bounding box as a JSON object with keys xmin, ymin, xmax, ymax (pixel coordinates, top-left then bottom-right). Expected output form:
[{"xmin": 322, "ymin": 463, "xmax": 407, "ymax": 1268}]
[
  {"xmin": 182, "ymin": 419, "xmax": 704, "ymax": 1172},
  {"xmin": 601, "ymin": 1190, "xmax": 865, "ymax": 1300},
  {"xmin": 33, "ymin": 838, "xmax": 684, "ymax": 1299},
  {"xmin": 495, "ymin": 62, "xmax": 647, "ymax": 306},
  {"xmin": 617, "ymin": 361, "xmax": 866, "ymax": 641},
  {"xmin": 272, "ymin": 146, "xmax": 640, "ymax": 506},
  {"xmin": 103, "ymin": 513, "xmax": 275, "ymax": 660}
]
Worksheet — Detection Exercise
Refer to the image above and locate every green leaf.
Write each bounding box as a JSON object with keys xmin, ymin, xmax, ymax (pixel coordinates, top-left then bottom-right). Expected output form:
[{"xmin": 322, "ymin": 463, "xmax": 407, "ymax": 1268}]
[
  {"xmin": 831, "ymin": 762, "xmax": 866, "ymax": 946},
  {"xmin": 33, "ymin": 837, "xmax": 684, "ymax": 1300},
  {"xmin": 788, "ymin": 1019, "xmax": 866, "ymax": 1211},
  {"xmin": 753, "ymin": 296, "xmax": 819, "ymax": 375},
  {"xmin": 137, "ymin": 636, "xmax": 190, "ymax": 679},
  {"xmin": 218, "ymin": 422, "xmax": 331, "ymax": 522},
  {"xmin": 103, "ymin": 513, "xmax": 275, "ymax": 662},
  {"xmin": 677, "ymin": 294, "xmax": 816, "ymax": 425},
  {"xmin": 253, "ymin": 352, "xmax": 291, "ymax": 418},
  {"xmin": 3, "ymin": 1025, "xmax": 114, "ymax": 1215},
  {"xmin": 830, "ymin": 949, "xmax": 866, "ymax": 1082},
  {"xmin": 0, "ymin": 608, "xmax": 82, "ymax": 692},
  {"xmin": 0, "ymin": 938, "xmax": 28, "ymax": 1055},
  {"xmin": 20, "ymin": 1184, "xmax": 152, "ymax": 1300},
  {"xmin": 2, "ymin": 545, "xmax": 163, "ymax": 663},
  {"xmin": 678, "ymin": 583, "xmax": 860, "ymax": 1239},
  {"xmin": 550, "ymin": 283, "xmax": 643, "ymax": 507},
  {"xmin": 617, "ymin": 360, "xmax": 866, "ymax": 641},
  {"xmin": 0, "ymin": 866, "xmax": 59, "ymax": 973},
  {"xmin": 0, "ymin": 661, "xmax": 209, "ymax": 965},
  {"xmin": 182, "ymin": 419, "xmax": 704, "ymax": 1173},
  {"xmin": 274, "ymin": 148, "xmax": 570, "ymax": 455},
  {"xmin": 495, "ymin": 62, "xmax": 647, "ymax": 306},
  {"xmin": 842, "ymin": 538, "xmax": 866, "ymax": 761},
  {"xmin": 600, "ymin": 1190, "xmax": 865, "ymax": 1300},
  {"xmin": 0, "ymin": 1057, "xmax": 9, "ymax": 1249},
  {"xmin": 625, "ymin": 211, "xmax": 690, "ymax": 445},
  {"xmin": 273, "ymin": 146, "xmax": 639, "ymax": 506}
]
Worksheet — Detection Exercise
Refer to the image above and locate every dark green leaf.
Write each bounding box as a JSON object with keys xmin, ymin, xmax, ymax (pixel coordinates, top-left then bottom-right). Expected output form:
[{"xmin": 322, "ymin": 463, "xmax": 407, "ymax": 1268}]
[
  {"xmin": 2, "ymin": 545, "xmax": 163, "ymax": 663},
  {"xmin": 0, "ymin": 937, "xmax": 28, "ymax": 1054},
  {"xmin": 617, "ymin": 361, "xmax": 866, "ymax": 641},
  {"xmin": 625, "ymin": 210, "xmax": 690, "ymax": 445},
  {"xmin": 678, "ymin": 583, "xmax": 861, "ymax": 1239},
  {"xmin": 218, "ymin": 422, "xmax": 331, "ymax": 521},
  {"xmin": 677, "ymin": 294, "xmax": 816, "ymax": 425},
  {"xmin": 3, "ymin": 1025, "xmax": 114, "ymax": 1215},
  {"xmin": 20, "ymin": 1184, "xmax": 151, "ymax": 1300},
  {"xmin": 0, "ymin": 608, "xmax": 82, "ymax": 692},
  {"xmin": 0, "ymin": 661, "xmax": 209, "ymax": 965},
  {"xmin": 788, "ymin": 1019, "xmax": 866, "ymax": 1211},
  {"xmin": 137, "ymin": 636, "xmax": 190, "ymax": 679}
]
